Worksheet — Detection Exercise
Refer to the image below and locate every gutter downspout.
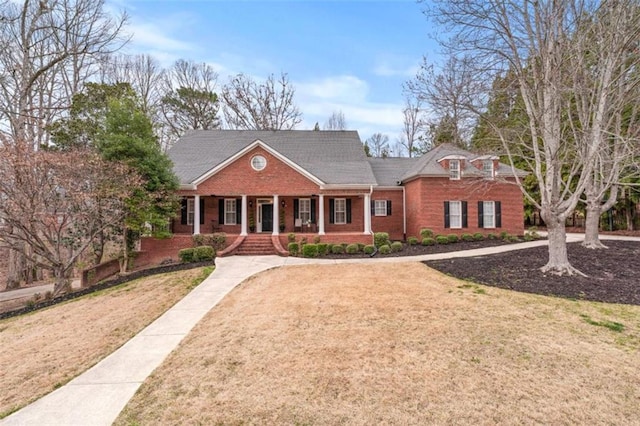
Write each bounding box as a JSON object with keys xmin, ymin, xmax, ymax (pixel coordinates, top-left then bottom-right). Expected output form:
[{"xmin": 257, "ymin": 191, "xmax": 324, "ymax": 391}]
[{"xmin": 402, "ymin": 185, "xmax": 407, "ymax": 240}]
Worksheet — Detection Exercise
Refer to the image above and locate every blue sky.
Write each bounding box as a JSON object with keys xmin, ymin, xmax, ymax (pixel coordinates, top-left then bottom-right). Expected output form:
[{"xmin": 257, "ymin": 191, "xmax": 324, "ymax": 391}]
[{"xmin": 109, "ymin": 0, "xmax": 439, "ymax": 150}]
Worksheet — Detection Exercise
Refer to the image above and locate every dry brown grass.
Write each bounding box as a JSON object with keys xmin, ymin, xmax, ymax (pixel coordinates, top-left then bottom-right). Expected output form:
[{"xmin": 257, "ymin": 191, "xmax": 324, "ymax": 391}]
[
  {"xmin": 0, "ymin": 267, "xmax": 212, "ymax": 417},
  {"xmin": 116, "ymin": 263, "xmax": 640, "ymax": 425}
]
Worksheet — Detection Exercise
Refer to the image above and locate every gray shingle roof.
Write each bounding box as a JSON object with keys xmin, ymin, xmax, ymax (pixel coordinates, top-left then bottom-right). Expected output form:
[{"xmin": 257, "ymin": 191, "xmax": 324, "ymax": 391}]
[
  {"xmin": 168, "ymin": 130, "xmax": 378, "ymax": 186},
  {"xmin": 400, "ymin": 143, "xmax": 526, "ymax": 181},
  {"xmin": 368, "ymin": 157, "xmax": 419, "ymax": 187}
]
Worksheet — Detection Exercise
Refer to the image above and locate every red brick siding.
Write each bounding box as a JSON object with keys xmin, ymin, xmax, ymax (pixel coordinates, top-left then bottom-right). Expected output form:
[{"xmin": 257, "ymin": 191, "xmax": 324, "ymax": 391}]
[
  {"xmin": 405, "ymin": 177, "xmax": 524, "ymax": 238},
  {"xmin": 278, "ymin": 233, "xmax": 373, "ymax": 248},
  {"xmin": 137, "ymin": 234, "xmax": 232, "ymax": 267},
  {"xmin": 370, "ymin": 189, "xmax": 405, "ymax": 241},
  {"xmin": 195, "ymin": 147, "xmax": 320, "ymax": 196}
]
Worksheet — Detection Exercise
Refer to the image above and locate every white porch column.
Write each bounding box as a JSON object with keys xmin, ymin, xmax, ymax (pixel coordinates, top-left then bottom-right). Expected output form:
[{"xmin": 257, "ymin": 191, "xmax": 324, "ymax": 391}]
[
  {"xmin": 240, "ymin": 195, "xmax": 248, "ymax": 236},
  {"xmin": 273, "ymin": 195, "xmax": 280, "ymax": 235},
  {"xmin": 318, "ymin": 194, "xmax": 325, "ymax": 235},
  {"xmin": 363, "ymin": 193, "xmax": 372, "ymax": 234},
  {"xmin": 193, "ymin": 195, "xmax": 201, "ymax": 235}
]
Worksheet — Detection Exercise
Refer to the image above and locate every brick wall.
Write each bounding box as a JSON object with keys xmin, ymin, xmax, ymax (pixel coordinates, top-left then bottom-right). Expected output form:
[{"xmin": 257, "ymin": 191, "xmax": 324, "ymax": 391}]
[
  {"xmin": 81, "ymin": 258, "xmax": 120, "ymax": 287},
  {"xmin": 405, "ymin": 177, "xmax": 524, "ymax": 238},
  {"xmin": 137, "ymin": 234, "xmax": 233, "ymax": 268},
  {"xmin": 370, "ymin": 189, "xmax": 405, "ymax": 241}
]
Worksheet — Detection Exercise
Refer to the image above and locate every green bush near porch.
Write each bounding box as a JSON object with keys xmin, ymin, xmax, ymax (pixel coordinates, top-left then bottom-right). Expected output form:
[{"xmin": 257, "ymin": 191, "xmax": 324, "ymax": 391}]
[
  {"xmin": 288, "ymin": 242, "xmax": 300, "ymax": 256},
  {"xmin": 302, "ymin": 244, "xmax": 318, "ymax": 258}
]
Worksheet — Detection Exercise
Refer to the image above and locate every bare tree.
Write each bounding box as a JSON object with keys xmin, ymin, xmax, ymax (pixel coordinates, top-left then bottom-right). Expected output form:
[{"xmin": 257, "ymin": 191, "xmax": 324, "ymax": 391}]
[
  {"xmin": 160, "ymin": 59, "xmax": 221, "ymax": 146},
  {"xmin": 221, "ymin": 72, "xmax": 302, "ymax": 130},
  {"xmin": 406, "ymin": 55, "xmax": 480, "ymax": 148},
  {"xmin": 399, "ymin": 96, "xmax": 425, "ymax": 157},
  {"xmin": 0, "ymin": 141, "xmax": 139, "ymax": 295},
  {"xmin": 0, "ymin": 0, "xmax": 128, "ymax": 147},
  {"xmin": 429, "ymin": 0, "xmax": 640, "ymax": 275},
  {"xmin": 324, "ymin": 110, "xmax": 347, "ymax": 130},
  {"xmin": 367, "ymin": 133, "xmax": 390, "ymax": 158}
]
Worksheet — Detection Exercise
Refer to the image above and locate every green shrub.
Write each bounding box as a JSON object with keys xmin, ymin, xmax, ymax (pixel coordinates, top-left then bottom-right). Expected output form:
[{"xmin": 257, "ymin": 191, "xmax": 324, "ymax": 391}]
[
  {"xmin": 317, "ymin": 243, "xmax": 328, "ymax": 256},
  {"xmin": 420, "ymin": 228, "xmax": 434, "ymax": 239},
  {"xmin": 378, "ymin": 244, "xmax": 391, "ymax": 254},
  {"xmin": 487, "ymin": 233, "xmax": 498, "ymax": 240},
  {"xmin": 390, "ymin": 241, "xmax": 403, "ymax": 252},
  {"xmin": 422, "ymin": 237, "xmax": 436, "ymax": 246},
  {"xmin": 287, "ymin": 233, "xmax": 296, "ymax": 243},
  {"xmin": 302, "ymin": 244, "xmax": 318, "ymax": 258},
  {"xmin": 313, "ymin": 235, "xmax": 321, "ymax": 244},
  {"xmin": 523, "ymin": 233, "xmax": 534, "ymax": 241},
  {"xmin": 374, "ymin": 232, "xmax": 390, "ymax": 248},
  {"xmin": 461, "ymin": 233, "xmax": 474, "ymax": 242},
  {"xmin": 331, "ymin": 244, "xmax": 345, "ymax": 254},
  {"xmin": 288, "ymin": 242, "xmax": 300, "ymax": 256},
  {"xmin": 447, "ymin": 234, "xmax": 459, "ymax": 243},
  {"xmin": 342, "ymin": 243, "xmax": 349, "ymax": 250},
  {"xmin": 357, "ymin": 243, "xmax": 366, "ymax": 251},
  {"xmin": 436, "ymin": 235, "xmax": 449, "ymax": 244},
  {"xmin": 326, "ymin": 243, "xmax": 334, "ymax": 253},
  {"xmin": 178, "ymin": 248, "xmax": 195, "ymax": 263},
  {"xmin": 193, "ymin": 245, "xmax": 214, "ymax": 261},
  {"xmin": 500, "ymin": 231, "xmax": 509, "ymax": 239},
  {"xmin": 407, "ymin": 236, "xmax": 418, "ymax": 245},
  {"xmin": 507, "ymin": 235, "xmax": 520, "ymax": 242},
  {"xmin": 192, "ymin": 234, "xmax": 205, "ymax": 246},
  {"xmin": 192, "ymin": 233, "xmax": 226, "ymax": 252},
  {"xmin": 363, "ymin": 245, "xmax": 375, "ymax": 254},
  {"xmin": 346, "ymin": 244, "xmax": 360, "ymax": 254},
  {"xmin": 473, "ymin": 233, "xmax": 484, "ymax": 241}
]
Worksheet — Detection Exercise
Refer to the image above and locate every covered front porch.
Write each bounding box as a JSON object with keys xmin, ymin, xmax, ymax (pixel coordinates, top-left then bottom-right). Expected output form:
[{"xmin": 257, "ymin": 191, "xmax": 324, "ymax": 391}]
[{"xmin": 172, "ymin": 192, "xmax": 374, "ymax": 238}]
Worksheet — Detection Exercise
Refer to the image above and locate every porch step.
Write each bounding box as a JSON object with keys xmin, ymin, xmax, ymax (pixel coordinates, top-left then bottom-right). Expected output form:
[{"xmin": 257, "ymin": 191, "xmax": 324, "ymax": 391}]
[{"xmin": 233, "ymin": 234, "xmax": 277, "ymax": 255}]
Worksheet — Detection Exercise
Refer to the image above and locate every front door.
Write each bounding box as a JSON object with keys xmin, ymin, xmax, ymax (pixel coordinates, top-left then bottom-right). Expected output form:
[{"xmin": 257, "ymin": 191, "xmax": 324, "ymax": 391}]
[{"xmin": 261, "ymin": 204, "xmax": 273, "ymax": 232}]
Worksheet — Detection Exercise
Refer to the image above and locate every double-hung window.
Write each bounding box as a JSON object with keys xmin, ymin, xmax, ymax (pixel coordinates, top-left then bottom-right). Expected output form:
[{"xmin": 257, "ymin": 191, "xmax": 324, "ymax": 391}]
[
  {"xmin": 483, "ymin": 160, "xmax": 494, "ymax": 179},
  {"xmin": 334, "ymin": 198, "xmax": 346, "ymax": 224},
  {"xmin": 483, "ymin": 201, "xmax": 495, "ymax": 228},
  {"xmin": 450, "ymin": 160, "xmax": 460, "ymax": 180},
  {"xmin": 187, "ymin": 199, "xmax": 195, "ymax": 225},
  {"xmin": 224, "ymin": 199, "xmax": 237, "ymax": 225},
  {"xmin": 374, "ymin": 200, "xmax": 387, "ymax": 216},
  {"xmin": 298, "ymin": 198, "xmax": 311, "ymax": 224},
  {"xmin": 449, "ymin": 200, "xmax": 462, "ymax": 228}
]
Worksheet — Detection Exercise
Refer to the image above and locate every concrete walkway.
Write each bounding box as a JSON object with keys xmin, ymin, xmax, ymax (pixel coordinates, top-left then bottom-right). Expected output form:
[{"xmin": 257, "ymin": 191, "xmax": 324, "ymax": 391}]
[
  {"xmin": 0, "ymin": 280, "xmax": 81, "ymax": 302},
  {"xmin": 2, "ymin": 233, "xmax": 638, "ymax": 425}
]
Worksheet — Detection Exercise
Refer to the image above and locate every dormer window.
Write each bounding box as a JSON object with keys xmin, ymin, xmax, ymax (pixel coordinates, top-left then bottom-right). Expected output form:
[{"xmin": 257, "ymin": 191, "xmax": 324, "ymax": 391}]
[
  {"xmin": 450, "ymin": 160, "xmax": 460, "ymax": 180},
  {"xmin": 483, "ymin": 160, "xmax": 494, "ymax": 179}
]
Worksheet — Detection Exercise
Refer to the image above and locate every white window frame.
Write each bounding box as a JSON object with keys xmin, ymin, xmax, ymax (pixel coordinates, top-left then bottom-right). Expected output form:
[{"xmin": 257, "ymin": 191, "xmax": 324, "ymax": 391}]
[
  {"xmin": 298, "ymin": 198, "xmax": 311, "ymax": 224},
  {"xmin": 251, "ymin": 155, "xmax": 267, "ymax": 171},
  {"xmin": 483, "ymin": 201, "xmax": 495, "ymax": 228},
  {"xmin": 187, "ymin": 199, "xmax": 195, "ymax": 225},
  {"xmin": 483, "ymin": 160, "xmax": 494, "ymax": 179},
  {"xmin": 224, "ymin": 198, "xmax": 237, "ymax": 225},
  {"xmin": 450, "ymin": 160, "xmax": 460, "ymax": 180},
  {"xmin": 374, "ymin": 200, "xmax": 387, "ymax": 217},
  {"xmin": 449, "ymin": 200, "xmax": 462, "ymax": 229},
  {"xmin": 334, "ymin": 198, "xmax": 346, "ymax": 225}
]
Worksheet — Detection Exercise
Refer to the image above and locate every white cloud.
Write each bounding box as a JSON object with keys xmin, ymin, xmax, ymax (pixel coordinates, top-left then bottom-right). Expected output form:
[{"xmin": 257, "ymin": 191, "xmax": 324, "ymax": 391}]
[
  {"xmin": 373, "ymin": 62, "xmax": 419, "ymax": 78},
  {"xmin": 297, "ymin": 75, "xmax": 369, "ymax": 102}
]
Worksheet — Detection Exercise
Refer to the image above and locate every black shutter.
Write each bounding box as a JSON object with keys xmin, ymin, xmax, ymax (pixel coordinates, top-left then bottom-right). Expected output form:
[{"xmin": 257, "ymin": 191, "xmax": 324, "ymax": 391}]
[
  {"xmin": 478, "ymin": 201, "xmax": 484, "ymax": 228},
  {"xmin": 199, "ymin": 198, "xmax": 205, "ymax": 225},
  {"xmin": 444, "ymin": 201, "xmax": 450, "ymax": 228},
  {"xmin": 371, "ymin": 200, "xmax": 375, "ymax": 215},
  {"xmin": 181, "ymin": 198, "xmax": 188, "ymax": 225},
  {"xmin": 218, "ymin": 199, "xmax": 224, "ymax": 225},
  {"xmin": 346, "ymin": 199, "xmax": 352, "ymax": 223},
  {"xmin": 495, "ymin": 201, "xmax": 502, "ymax": 228},
  {"xmin": 236, "ymin": 199, "xmax": 242, "ymax": 225},
  {"xmin": 387, "ymin": 200, "xmax": 392, "ymax": 216},
  {"xmin": 462, "ymin": 201, "xmax": 468, "ymax": 228},
  {"xmin": 294, "ymin": 199, "xmax": 299, "ymax": 219},
  {"xmin": 311, "ymin": 198, "xmax": 316, "ymax": 222},
  {"xmin": 329, "ymin": 199, "xmax": 335, "ymax": 224}
]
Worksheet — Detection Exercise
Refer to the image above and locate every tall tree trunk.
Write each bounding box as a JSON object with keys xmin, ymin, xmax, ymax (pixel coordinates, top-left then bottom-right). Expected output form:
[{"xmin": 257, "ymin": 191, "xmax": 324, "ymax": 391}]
[
  {"xmin": 583, "ymin": 203, "xmax": 607, "ymax": 249},
  {"xmin": 6, "ymin": 248, "xmax": 23, "ymax": 290},
  {"xmin": 541, "ymin": 215, "xmax": 585, "ymax": 276},
  {"xmin": 52, "ymin": 267, "xmax": 70, "ymax": 297}
]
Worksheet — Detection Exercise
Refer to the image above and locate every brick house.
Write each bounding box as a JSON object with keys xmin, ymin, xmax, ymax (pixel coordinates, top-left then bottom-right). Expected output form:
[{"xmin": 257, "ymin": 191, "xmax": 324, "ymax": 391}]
[{"xmin": 139, "ymin": 130, "xmax": 525, "ymax": 261}]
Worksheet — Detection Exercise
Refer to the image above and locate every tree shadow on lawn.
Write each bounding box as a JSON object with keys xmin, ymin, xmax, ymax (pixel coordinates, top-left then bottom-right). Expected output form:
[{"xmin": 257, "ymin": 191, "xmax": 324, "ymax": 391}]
[{"xmin": 425, "ymin": 240, "xmax": 640, "ymax": 305}]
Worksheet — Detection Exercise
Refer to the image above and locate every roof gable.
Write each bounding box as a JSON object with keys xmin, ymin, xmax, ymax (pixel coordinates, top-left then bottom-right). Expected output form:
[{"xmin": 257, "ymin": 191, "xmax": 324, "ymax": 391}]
[{"xmin": 168, "ymin": 130, "xmax": 377, "ymax": 188}]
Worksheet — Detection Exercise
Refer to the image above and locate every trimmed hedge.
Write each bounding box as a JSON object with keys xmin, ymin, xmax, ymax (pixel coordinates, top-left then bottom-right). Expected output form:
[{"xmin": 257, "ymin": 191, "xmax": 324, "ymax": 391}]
[
  {"xmin": 288, "ymin": 242, "xmax": 300, "ymax": 256},
  {"xmin": 363, "ymin": 245, "xmax": 376, "ymax": 255},
  {"xmin": 374, "ymin": 232, "xmax": 390, "ymax": 248},
  {"xmin": 346, "ymin": 244, "xmax": 360, "ymax": 254},
  {"xmin": 436, "ymin": 235, "xmax": 449, "ymax": 244},
  {"xmin": 390, "ymin": 241, "xmax": 403, "ymax": 252},
  {"xmin": 420, "ymin": 228, "xmax": 434, "ymax": 239},
  {"xmin": 461, "ymin": 233, "xmax": 474, "ymax": 242},
  {"xmin": 378, "ymin": 244, "xmax": 391, "ymax": 254},
  {"xmin": 447, "ymin": 234, "xmax": 459, "ymax": 243},
  {"xmin": 331, "ymin": 244, "xmax": 345, "ymax": 254},
  {"xmin": 302, "ymin": 244, "xmax": 318, "ymax": 258},
  {"xmin": 407, "ymin": 236, "xmax": 419, "ymax": 245},
  {"xmin": 422, "ymin": 237, "xmax": 436, "ymax": 246},
  {"xmin": 317, "ymin": 243, "xmax": 328, "ymax": 256},
  {"xmin": 473, "ymin": 233, "xmax": 484, "ymax": 241}
]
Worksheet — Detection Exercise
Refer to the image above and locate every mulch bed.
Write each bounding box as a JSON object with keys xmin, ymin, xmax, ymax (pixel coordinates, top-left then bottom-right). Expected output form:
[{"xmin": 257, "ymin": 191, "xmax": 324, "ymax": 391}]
[{"xmin": 425, "ymin": 240, "xmax": 640, "ymax": 306}]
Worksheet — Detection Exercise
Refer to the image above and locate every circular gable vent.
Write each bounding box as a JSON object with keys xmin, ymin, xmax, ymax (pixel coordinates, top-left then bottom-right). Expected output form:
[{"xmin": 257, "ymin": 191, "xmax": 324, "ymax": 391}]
[{"xmin": 251, "ymin": 155, "xmax": 267, "ymax": 171}]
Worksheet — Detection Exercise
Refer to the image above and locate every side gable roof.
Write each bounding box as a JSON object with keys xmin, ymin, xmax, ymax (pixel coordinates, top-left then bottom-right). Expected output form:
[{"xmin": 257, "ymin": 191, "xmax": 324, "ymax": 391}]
[
  {"xmin": 168, "ymin": 130, "xmax": 377, "ymax": 187},
  {"xmin": 368, "ymin": 157, "xmax": 419, "ymax": 187},
  {"xmin": 400, "ymin": 143, "xmax": 527, "ymax": 182}
]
